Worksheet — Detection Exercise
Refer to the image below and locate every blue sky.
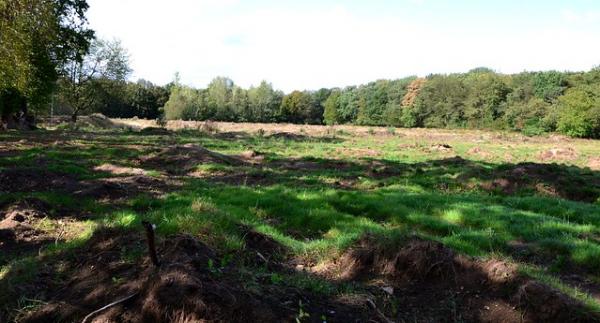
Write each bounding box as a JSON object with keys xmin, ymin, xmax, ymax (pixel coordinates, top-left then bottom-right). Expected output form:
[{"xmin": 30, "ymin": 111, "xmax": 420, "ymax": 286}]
[{"xmin": 87, "ymin": 0, "xmax": 600, "ymax": 92}]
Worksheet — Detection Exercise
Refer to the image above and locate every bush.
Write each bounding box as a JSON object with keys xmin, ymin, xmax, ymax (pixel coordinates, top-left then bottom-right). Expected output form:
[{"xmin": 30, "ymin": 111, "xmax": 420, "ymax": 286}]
[{"xmin": 556, "ymin": 86, "xmax": 600, "ymax": 138}]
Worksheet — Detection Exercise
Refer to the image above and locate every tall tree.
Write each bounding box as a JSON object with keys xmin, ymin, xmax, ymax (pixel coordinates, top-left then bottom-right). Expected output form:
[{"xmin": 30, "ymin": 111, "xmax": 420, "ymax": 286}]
[
  {"xmin": 323, "ymin": 90, "xmax": 341, "ymax": 125},
  {"xmin": 0, "ymin": 0, "xmax": 93, "ymax": 128},
  {"xmin": 247, "ymin": 81, "xmax": 282, "ymax": 122},
  {"xmin": 58, "ymin": 38, "xmax": 131, "ymax": 122}
]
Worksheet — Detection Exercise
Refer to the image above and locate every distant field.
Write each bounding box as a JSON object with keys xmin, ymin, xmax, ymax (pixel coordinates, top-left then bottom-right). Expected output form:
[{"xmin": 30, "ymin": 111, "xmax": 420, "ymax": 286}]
[{"xmin": 1, "ymin": 118, "xmax": 599, "ymax": 322}]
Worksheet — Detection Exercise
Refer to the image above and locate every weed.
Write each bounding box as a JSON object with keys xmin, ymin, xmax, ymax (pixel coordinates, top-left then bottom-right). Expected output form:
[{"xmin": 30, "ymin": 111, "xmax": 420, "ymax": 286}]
[{"xmin": 295, "ymin": 300, "xmax": 310, "ymax": 323}]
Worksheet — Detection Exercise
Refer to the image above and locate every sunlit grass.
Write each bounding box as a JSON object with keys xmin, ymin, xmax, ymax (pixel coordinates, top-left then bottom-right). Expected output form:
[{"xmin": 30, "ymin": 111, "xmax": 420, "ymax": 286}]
[{"xmin": 1, "ymin": 127, "xmax": 600, "ymax": 317}]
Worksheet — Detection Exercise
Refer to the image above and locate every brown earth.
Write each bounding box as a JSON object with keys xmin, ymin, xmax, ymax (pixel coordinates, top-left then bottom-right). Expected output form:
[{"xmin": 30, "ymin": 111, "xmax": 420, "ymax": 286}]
[
  {"xmin": 470, "ymin": 162, "xmax": 600, "ymax": 202},
  {"xmin": 14, "ymin": 228, "xmax": 378, "ymax": 323},
  {"xmin": 322, "ymin": 236, "xmax": 598, "ymax": 323},
  {"xmin": 94, "ymin": 163, "xmax": 149, "ymax": 176},
  {"xmin": 0, "ymin": 168, "xmax": 80, "ymax": 194},
  {"xmin": 9, "ymin": 230, "xmax": 599, "ymax": 322},
  {"xmin": 0, "ymin": 198, "xmax": 86, "ymax": 266},
  {"xmin": 140, "ymin": 144, "xmax": 244, "ymax": 174},
  {"xmin": 538, "ymin": 147, "xmax": 578, "ymax": 161}
]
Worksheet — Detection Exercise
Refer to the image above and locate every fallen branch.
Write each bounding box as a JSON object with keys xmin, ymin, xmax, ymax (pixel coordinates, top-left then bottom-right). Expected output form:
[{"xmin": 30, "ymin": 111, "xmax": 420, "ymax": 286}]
[{"xmin": 81, "ymin": 292, "xmax": 138, "ymax": 323}]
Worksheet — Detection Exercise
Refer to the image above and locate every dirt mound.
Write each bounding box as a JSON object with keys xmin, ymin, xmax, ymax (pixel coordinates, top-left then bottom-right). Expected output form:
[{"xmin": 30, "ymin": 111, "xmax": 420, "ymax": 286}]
[
  {"xmin": 0, "ymin": 168, "xmax": 79, "ymax": 193},
  {"xmin": 1, "ymin": 198, "xmax": 50, "ymax": 221},
  {"xmin": 139, "ymin": 127, "xmax": 171, "ymax": 135},
  {"xmin": 338, "ymin": 238, "xmax": 455, "ymax": 283},
  {"xmin": 242, "ymin": 227, "xmax": 287, "ymax": 265},
  {"xmin": 516, "ymin": 281, "xmax": 593, "ymax": 322},
  {"xmin": 329, "ymin": 237, "xmax": 597, "ymax": 323},
  {"xmin": 71, "ymin": 113, "xmax": 131, "ymax": 130},
  {"xmin": 267, "ymin": 132, "xmax": 309, "ymax": 141},
  {"xmin": 0, "ymin": 199, "xmax": 55, "ymax": 263},
  {"xmin": 20, "ymin": 230, "xmax": 276, "ymax": 323},
  {"xmin": 75, "ymin": 176, "xmax": 178, "ymax": 200},
  {"xmin": 140, "ymin": 144, "xmax": 244, "ymax": 174},
  {"xmin": 538, "ymin": 147, "xmax": 578, "ymax": 161},
  {"xmin": 94, "ymin": 163, "xmax": 149, "ymax": 176},
  {"xmin": 17, "ymin": 229, "xmax": 374, "ymax": 323},
  {"xmin": 467, "ymin": 162, "xmax": 600, "ymax": 203}
]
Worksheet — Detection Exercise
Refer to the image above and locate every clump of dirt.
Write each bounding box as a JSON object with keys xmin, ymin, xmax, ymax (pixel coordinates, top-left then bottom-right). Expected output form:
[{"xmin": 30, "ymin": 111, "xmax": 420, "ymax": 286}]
[
  {"xmin": 140, "ymin": 144, "xmax": 244, "ymax": 174},
  {"xmin": 94, "ymin": 163, "xmax": 149, "ymax": 176},
  {"xmin": 478, "ymin": 259, "xmax": 519, "ymax": 285},
  {"xmin": 538, "ymin": 147, "xmax": 578, "ymax": 161}
]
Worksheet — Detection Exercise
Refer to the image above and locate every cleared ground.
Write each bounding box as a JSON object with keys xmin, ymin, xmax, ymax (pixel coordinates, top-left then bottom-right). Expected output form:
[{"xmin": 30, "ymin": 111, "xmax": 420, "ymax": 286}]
[{"xmin": 1, "ymin": 117, "xmax": 600, "ymax": 322}]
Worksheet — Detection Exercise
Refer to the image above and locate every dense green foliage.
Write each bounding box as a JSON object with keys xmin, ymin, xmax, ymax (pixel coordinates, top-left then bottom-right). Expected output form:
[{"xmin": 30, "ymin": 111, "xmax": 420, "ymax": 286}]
[
  {"xmin": 159, "ymin": 68, "xmax": 600, "ymax": 138},
  {"xmin": 0, "ymin": 0, "xmax": 93, "ymax": 125},
  {"xmin": 1, "ymin": 0, "xmax": 598, "ymax": 138},
  {"xmin": 57, "ymin": 38, "xmax": 132, "ymax": 121}
]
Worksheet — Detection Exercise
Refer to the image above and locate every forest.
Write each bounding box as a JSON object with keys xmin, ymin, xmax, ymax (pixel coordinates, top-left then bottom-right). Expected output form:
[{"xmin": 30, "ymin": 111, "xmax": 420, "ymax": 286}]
[{"xmin": 1, "ymin": 0, "xmax": 599, "ymax": 138}]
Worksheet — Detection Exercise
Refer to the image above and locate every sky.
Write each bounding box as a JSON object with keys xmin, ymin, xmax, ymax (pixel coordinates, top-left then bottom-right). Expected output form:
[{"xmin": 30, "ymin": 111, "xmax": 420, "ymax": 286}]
[{"xmin": 87, "ymin": 0, "xmax": 600, "ymax": 92}]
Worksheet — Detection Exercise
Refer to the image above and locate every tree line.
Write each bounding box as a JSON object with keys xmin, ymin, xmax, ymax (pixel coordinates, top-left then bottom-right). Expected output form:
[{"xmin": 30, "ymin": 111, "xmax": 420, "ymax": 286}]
[
  {"xmin": 1, "ymin": 1, "xmax": 599, "ymax": 138},
  {"xmin": 159, "ymin": 67, "xmax": 600, "ymax": 138}
]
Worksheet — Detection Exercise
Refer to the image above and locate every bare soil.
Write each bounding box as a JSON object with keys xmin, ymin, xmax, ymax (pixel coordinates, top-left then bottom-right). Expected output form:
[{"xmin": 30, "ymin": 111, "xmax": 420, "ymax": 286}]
[
  {"xmin": 472, "ymin": 162, "xmax": 600, "ymax": 202},
  {"xmin": 325, "ymin": 236, "xmax": 597, "ymax": 323},
  {"xmin": 15, "ymin": 229, "xmax": 376, "ymax": 323},
  {"xmin": 140, "ymin": 144, "xmax": 244, "ymax": 174}
]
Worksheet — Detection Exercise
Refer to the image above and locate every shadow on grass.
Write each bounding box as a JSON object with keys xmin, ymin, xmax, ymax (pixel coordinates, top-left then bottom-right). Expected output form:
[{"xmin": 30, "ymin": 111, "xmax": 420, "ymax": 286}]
[{"xmin": 2, "ymin": 216, "xmax": 598, "ymax": 322}]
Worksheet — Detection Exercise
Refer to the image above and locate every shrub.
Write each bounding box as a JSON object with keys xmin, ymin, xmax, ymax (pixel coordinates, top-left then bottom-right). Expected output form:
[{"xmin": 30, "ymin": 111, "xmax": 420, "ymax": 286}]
[{"xmin": 556, "ymin": 86, "xmax": 600, "ymax": 138}]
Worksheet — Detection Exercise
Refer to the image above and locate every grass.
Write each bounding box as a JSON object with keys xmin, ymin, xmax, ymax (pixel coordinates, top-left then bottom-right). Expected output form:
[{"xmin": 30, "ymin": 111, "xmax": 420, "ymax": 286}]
[{"xmin": 1, "ymin": 123, "xmax": 600, "ymax": 318}]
